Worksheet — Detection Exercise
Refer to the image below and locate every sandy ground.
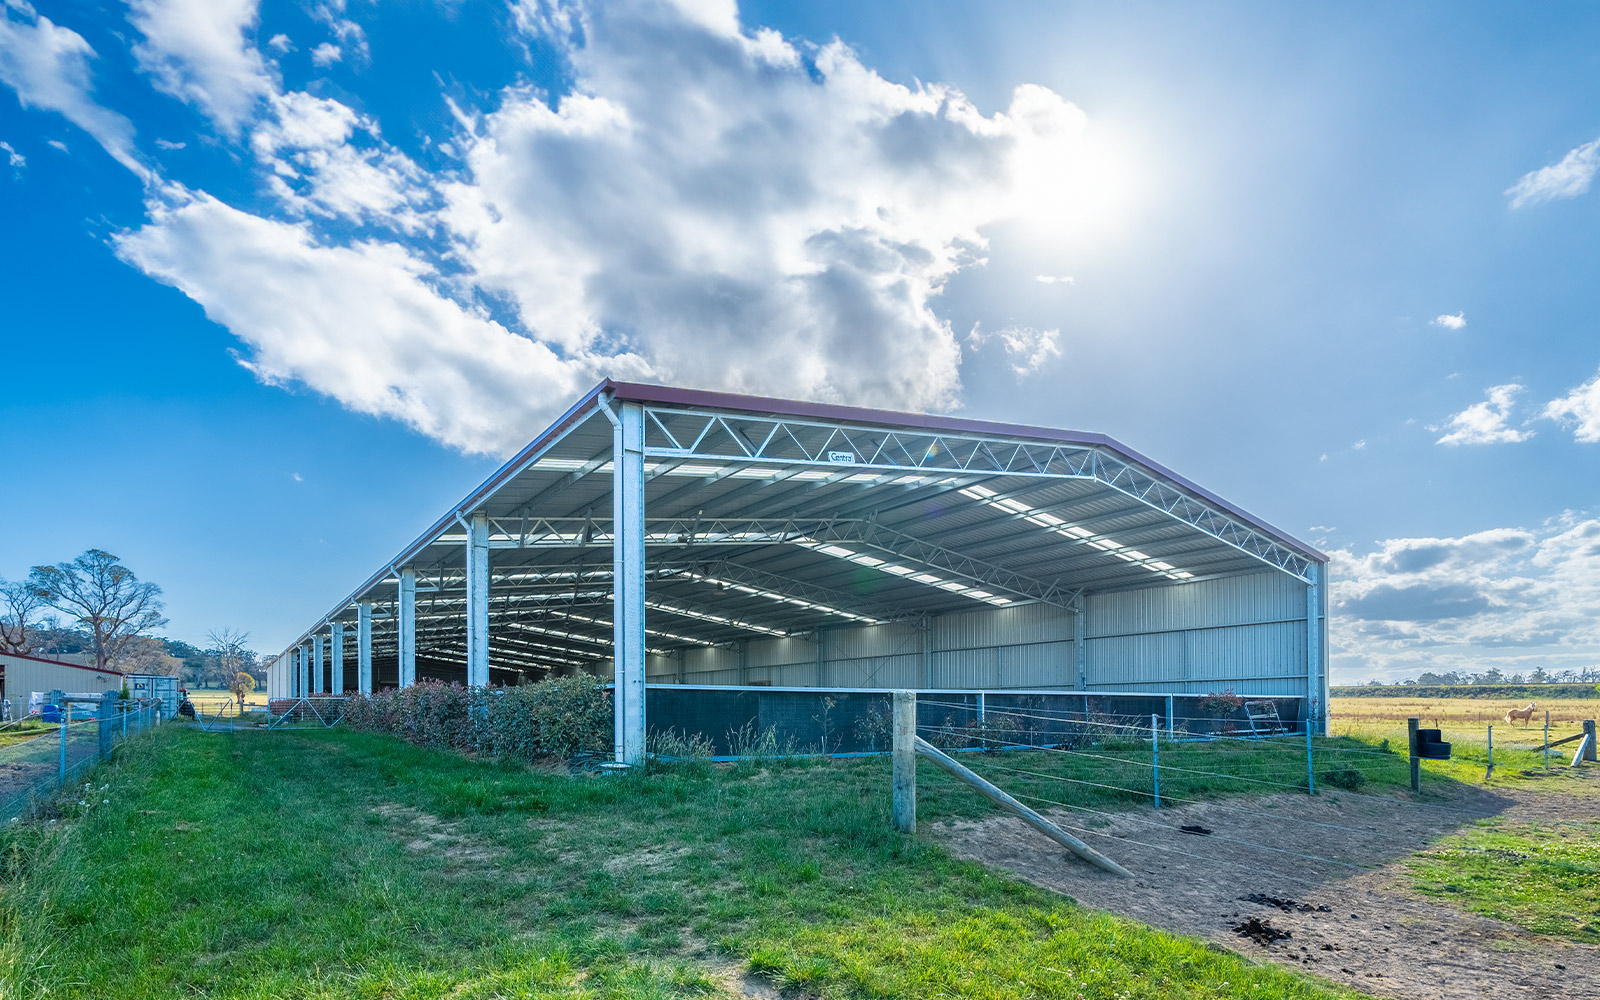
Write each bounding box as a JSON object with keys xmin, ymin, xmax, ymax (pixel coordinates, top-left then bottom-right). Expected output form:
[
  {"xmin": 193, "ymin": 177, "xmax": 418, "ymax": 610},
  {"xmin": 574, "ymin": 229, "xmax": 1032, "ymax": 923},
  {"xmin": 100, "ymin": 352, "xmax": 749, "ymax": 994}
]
[{"xmin": 936, "ymin": 778, "xmax": 1600, "ymax": 1000}]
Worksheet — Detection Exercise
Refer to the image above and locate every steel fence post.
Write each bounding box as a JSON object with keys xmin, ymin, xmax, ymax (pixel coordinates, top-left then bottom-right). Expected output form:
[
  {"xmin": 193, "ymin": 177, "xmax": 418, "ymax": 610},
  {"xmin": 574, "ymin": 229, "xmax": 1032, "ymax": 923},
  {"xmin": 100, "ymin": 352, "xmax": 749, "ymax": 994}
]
[{"xmin": 1151, "ymin": 713, "xmax": 1160, "ymax": 809}]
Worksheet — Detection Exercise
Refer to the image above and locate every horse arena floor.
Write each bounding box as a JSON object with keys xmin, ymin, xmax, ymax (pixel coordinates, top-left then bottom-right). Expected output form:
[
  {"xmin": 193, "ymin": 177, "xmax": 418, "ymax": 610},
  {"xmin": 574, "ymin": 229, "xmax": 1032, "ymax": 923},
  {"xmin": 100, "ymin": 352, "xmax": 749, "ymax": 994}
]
[{"xmin": 939, "ymin": 779, "xmax": 1600, "ymax": 1000}]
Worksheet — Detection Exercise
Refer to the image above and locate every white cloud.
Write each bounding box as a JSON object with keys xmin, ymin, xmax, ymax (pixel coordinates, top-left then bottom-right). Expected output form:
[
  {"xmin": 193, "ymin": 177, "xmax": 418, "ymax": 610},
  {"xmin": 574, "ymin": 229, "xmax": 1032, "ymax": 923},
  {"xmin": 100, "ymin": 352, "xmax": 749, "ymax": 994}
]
[
  {"xmin": 1033, "ymin": 274, "xmax": 1074, "ymax": 286},
  {"xmin": 1506, "ymin": 137, "xmax": 1600, "ymax": 209},
  {"xmin": 433, "ymin": 2, "xmax": 1099, "ymax": 423},
  {"xmin": 966, "ymin": 324, "xmax": 1061, "ymax": 376},
  {"xmin": 1329, "ymin": 515, "xmax": 1600, "ymax": 682},
  {"xmin": 266, "ymin": 33, "xmax": 292, "ymax": 54},
  {"xmin": 309, "ymin": 2, "xmax": 368, "ymax": 63},
  {"xmin": 1352, "ymin": 439, "xmax": 1366, "ymax": 450},
  {"xmin": 291, "ymin": 471, "xmax": 304, "ymax": 482},
  {"xmin": 154, "ymin": 138, "xmax": 185, "ymax": 150},
  {"xmin": 113, "ymin": 188, "xmax": 644, "ymax": 454},
  {"xmin": 127, "ymin": 0, "xmax": 274, "ymax": 136},
  {"xmin": 250, "ymin": 91, "xmax": 429, "ymax": 230},
  {"xmin": 310, "ymin": 43, "xmax": 341, "ymax": 67},
  {"xmin": 99, "ymin": 0, "xmax": 1116, "ymax": 455},
  {"xmin": 0, "ymin": 10, "xmax": 147, "ymax": 177},
  {"xmin": 46, "ymin": 138, "xmax": 67, "ymax": 152},
  {"xmin": 0, "ymin": 139, "xmax": 21, "ymax": 168},
  {"xmin": 1543, "ymin": 368, "xmax": 1600, "ymax": 444},
  {"xmin": 1431, "ymin": 311, "xmax": 1465, "ymax": 330},
  {"xmin": 1432, "ymin": 383, "xmax": 1534, "ymax": 446}
]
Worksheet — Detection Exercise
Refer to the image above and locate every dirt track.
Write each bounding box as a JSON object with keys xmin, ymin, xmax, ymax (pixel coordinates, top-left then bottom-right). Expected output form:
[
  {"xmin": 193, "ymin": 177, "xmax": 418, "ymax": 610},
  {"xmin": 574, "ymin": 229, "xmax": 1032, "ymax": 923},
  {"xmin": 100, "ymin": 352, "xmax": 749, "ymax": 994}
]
[{"xmin": 937, "ymin": 780, "xmax": 1600, "ymax": 1000}]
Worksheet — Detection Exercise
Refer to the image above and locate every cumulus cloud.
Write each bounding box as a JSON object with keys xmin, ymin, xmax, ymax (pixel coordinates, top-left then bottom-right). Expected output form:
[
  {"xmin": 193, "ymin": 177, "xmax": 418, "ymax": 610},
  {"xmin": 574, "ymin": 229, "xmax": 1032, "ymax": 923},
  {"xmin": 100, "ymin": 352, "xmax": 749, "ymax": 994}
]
[
  {"xmin": 113, "ymin": 189, "xmax": 645, "ymax": 453},
  {"xmin": 128, "ymin": 0, "xmax": 274, "ymax": 135},
  {"xmin": 1543, "ymin": 368, "xmax": 1600, "ymax": 443},
  {"xmin": 310, "ymin": 43, "xmax": 341, "ymax": 67},
  {"xmin": 249, "ymin": 91, "xmax": 429, "ymax": 229},
  {"xmin": 1506, "ymin": 137, "xmax": 1600, "ymax": 208},
  {"xmin": 12, "ymin": 0, "xmax": 1112, "ymax": 455},
  {"xmin": 966, "ymin": 324, "xmax": 1061, "ymax": 376},
  {"xmin": 1432, "ymin": 383, "xmax": 1534, "ymax": 446},
  {"xmin": 1329, "ymin": 517, "xmax": 1600, "ymax": 681},
  {"xmin": 1431, "ymin": 311, "xmax": 1465, "ymax": 330},
  {"xmin": 0, "ymin": 10, "xmax": 146, "ymax": 177}
]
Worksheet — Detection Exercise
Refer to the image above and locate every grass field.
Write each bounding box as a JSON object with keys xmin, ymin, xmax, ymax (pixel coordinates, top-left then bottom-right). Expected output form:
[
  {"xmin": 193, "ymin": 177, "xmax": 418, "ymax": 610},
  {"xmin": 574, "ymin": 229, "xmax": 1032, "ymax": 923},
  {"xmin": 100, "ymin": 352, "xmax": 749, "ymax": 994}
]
[
  {"xmin": 0, "ymin": 726, "xmax": 1382, "ymax": 1000},
  {"xmin": 1329, "ymin": 696, "xmax": 1599, "ymax": 786},
  {"xmin": 0, "ymin": 720, "xmax": 57, "ymax": 750},
  {"xmin": 1407, "ymin": 817, "xmax": 1600, "ymax": 943}
]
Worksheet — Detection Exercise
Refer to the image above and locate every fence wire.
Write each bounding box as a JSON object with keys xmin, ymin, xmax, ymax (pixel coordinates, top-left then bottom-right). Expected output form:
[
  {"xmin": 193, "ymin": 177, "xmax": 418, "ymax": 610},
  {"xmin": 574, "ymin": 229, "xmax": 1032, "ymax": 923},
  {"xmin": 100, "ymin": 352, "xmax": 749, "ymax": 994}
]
[{"xmin": 0, "ymin": 702, "xmax": 161, "ymax": 823}]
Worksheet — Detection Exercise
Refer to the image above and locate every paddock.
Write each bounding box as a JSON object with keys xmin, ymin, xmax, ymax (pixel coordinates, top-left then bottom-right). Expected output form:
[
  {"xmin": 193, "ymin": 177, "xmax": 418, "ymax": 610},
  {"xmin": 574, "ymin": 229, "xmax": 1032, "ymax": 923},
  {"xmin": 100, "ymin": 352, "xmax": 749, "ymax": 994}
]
[{"xmin": 268, "ymin": 381, "xmax": 1329, "ymax": 761}]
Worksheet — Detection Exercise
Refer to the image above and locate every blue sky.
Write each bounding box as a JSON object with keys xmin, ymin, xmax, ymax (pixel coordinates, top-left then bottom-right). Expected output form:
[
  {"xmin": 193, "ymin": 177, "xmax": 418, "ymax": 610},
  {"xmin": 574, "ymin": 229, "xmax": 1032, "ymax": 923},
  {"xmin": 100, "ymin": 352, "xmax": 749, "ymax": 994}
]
[{"xmin": 2, "ymin": 0, "xmax": 1597, "ymax": 681}]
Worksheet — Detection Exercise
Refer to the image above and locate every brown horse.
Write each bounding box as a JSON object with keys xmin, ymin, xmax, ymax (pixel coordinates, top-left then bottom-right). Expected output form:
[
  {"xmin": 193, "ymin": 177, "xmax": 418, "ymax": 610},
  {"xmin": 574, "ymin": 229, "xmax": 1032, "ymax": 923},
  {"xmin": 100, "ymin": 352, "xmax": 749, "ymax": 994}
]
[{"xmin": 1504, "ymin": 702, "xmax": 1537, "ymax": 727}]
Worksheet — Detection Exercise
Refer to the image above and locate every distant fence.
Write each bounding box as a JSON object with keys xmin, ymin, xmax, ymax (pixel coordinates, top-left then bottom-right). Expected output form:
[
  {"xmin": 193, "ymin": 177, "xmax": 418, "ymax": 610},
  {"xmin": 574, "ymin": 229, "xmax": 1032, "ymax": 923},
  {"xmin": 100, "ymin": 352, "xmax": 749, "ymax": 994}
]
[
  {"xmin": 0, "ymin": 694, "xmax": 162, "ymax": 823},
  {"xmin": 645, "ymin": 686, "xmax": 1306, "ymax": 756},
  {"xmin": 1332, "ymin": 684, "xmax": 1600, "ymax": 700}
]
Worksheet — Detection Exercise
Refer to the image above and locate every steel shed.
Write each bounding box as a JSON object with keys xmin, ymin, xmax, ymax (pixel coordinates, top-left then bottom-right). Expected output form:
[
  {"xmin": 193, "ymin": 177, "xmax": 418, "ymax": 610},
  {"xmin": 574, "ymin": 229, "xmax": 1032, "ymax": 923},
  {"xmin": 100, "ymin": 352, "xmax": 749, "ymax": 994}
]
[{"xmin": 270, "ymin": 380, "xmax": 1329, "ymax": 760}]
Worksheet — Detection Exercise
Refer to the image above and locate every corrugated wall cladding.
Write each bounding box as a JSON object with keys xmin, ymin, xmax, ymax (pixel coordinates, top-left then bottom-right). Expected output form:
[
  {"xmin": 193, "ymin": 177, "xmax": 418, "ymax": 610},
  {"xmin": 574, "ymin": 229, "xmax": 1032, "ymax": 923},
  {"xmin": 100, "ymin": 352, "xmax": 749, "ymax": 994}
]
[
  {"xmin": 1089, "ymin": 571, "xmax": 1303, "ymax": 636},
  {"xmin": 934, "ymin": 602, "xmax": 1073, "ymax": 649},
  {"xmin": 556, "ymin": 569, "xmax": 1314, "ymax": 697}
]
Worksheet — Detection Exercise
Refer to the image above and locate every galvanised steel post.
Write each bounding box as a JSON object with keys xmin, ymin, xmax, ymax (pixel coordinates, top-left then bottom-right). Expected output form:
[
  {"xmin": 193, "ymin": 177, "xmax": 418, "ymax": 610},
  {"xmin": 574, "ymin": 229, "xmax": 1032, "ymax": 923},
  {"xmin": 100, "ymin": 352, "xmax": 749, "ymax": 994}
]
[
  {"xmin": 331, "ymin": 621, "xmax": 345, "ymax": 695},
  {"xmin": 357, "ymin": 601, "xmax": 373, "ymax": 693},
  {"xmin": 1306, "ymin": 563, "xmax": 1322, "ymax": 736},
  {"xmin": 313, "ymin": 634, "xmax": 326, "ymax": 695},
  {"xmin": 1150, "ymin": 713, "xmax": 1160, "ymax": 809},
  {"xmin": 466, "ymin": 511, "xmax": 491, "ymax": 687},
  {"xmin": 612, "ymin": 398, "xmax": 647, "ymax": 766},
  {"xmin": 399, "ymin": 567, "xmax": 417, "ymax": 688}
]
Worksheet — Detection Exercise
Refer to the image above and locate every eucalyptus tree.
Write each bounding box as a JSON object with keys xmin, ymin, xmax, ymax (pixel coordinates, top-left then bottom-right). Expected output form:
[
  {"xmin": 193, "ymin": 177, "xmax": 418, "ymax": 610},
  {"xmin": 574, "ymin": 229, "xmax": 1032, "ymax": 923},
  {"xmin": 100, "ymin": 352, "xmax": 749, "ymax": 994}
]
[{"xmin": 29, "ymin": 550, "xmax": 168, "ymax": 671}]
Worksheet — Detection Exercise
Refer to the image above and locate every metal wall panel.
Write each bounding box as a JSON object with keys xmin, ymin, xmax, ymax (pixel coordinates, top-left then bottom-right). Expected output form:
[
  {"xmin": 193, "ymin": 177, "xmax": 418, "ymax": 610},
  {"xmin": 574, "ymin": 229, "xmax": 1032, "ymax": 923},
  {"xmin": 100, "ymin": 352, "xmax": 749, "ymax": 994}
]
[
  {"xmin": 933, "ymin": 602, "xmax": 1072, "ymax": 649},
  {"xmin": 1089, "ymin": 571, "xmax": 1303, "ymax": 636}
]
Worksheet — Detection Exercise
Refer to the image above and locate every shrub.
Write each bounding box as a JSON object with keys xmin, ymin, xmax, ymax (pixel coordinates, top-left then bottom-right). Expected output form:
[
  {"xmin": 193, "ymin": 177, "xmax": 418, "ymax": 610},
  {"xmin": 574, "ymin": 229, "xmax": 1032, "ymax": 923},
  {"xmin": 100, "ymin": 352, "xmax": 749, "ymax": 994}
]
[
  {"xmin": 342, "ymin": 676, "xmax": 610, "ymax": 762},
  {"xmin": 1321, "ymin": 766, "xmax": 1366, "ymax": 791}
]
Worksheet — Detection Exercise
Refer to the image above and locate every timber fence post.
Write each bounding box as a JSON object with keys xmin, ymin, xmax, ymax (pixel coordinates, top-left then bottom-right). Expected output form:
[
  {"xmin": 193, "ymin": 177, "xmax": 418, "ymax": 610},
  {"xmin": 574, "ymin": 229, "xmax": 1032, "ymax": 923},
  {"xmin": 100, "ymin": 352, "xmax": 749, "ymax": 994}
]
[
  {"xmin": 1306, "ymin": 720, "xmax": 1315, "ymax": 795},
  {"xmin": 1544, "ymin": 711, "xmax": 1550, "ymax": 771},
  {"xmin": 893, "ymin": 691, "xmax": 916, "ymax": 834},
  {"xmin": 1585, "ymin": 720, "xmax": 1598, "ymax": 763}
]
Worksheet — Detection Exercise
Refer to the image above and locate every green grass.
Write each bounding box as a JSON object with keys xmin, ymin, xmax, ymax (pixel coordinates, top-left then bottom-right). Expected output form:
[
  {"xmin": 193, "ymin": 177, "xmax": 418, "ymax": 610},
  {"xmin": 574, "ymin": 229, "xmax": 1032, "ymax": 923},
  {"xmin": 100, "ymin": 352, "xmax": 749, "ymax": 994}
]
[
  {"xmin": 0, "ymin": 721, "xmax": 58, "ymax": 750},
  {"xmin": 1407, "ymin": 818, "xmax": 1600, "ymax": 943},
  {"xmin": 0, "ymin": 727, "xmax": 1375, "ymax": 1000}
]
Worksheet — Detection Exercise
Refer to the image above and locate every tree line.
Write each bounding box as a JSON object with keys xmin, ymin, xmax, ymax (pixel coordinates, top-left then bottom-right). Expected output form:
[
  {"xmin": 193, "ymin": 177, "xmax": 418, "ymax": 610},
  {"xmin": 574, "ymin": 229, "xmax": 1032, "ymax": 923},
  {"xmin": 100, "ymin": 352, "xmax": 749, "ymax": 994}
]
[
  {"xmin": 1356, "ymin": 666, "xmax": 1600, "ymax": 687},
  {"xmin": 0, "ymin": 549, "xmax": 263, "ymax": 687}
]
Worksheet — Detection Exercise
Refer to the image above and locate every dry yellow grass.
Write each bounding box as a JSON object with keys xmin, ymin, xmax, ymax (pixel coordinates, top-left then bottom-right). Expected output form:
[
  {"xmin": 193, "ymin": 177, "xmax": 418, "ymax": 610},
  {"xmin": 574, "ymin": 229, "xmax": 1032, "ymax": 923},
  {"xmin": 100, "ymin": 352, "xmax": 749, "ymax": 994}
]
[{"xmin": 1330, "ymin": 696, "xmax": 1599, "ymax": 750}]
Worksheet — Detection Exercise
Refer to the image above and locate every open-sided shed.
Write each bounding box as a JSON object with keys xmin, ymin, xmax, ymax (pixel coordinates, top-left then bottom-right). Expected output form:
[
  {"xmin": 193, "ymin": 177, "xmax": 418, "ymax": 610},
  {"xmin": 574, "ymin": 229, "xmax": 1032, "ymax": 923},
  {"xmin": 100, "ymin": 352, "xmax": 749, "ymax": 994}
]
[{"xmin": 269, "ymin": 381, "xmax": 1328, "ymax": 761}]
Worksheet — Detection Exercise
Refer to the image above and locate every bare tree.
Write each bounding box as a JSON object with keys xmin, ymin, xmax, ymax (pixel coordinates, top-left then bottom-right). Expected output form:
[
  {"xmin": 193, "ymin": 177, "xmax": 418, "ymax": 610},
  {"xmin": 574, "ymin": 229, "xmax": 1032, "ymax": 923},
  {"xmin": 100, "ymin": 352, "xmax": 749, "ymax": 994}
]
[
  {"xmin": 0, "ymin": 577, "xmax": 47, "ymax": 654},
  {"xmin": 29, "ymin": 550, "xmax": 168, "ymax": 671},
  {"xmin": 207, "ymin": 628, "xmax": 251, "ymax": 691}
]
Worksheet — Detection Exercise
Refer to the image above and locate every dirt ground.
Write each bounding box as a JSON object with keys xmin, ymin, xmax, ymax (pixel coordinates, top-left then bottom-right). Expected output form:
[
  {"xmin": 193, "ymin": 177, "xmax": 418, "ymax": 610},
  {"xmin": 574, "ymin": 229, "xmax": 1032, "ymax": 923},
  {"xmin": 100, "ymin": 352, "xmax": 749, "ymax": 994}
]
[{"xmin": 937, "ymin": 779, "xmax": 1600, "ymax": 1000}]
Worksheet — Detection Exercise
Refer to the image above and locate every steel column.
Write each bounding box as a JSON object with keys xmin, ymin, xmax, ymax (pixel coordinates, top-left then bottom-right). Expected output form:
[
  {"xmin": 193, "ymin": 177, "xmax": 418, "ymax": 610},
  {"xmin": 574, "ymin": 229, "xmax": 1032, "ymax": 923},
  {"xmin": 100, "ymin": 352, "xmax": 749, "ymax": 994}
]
[
  {"xmin": 466, "ymin": 511, "xmax": 491, "ymax": 687},
  {"xmin": 298, "ymin": 644, "xmax": 309, "ymax": 697},
  {"xmin": 399, "ymin": 567, "xmax": 417, "ymax": 688},
  {"xmin": 313, "ymin": 634, "xmax": 326, "ymax": 694},
  {"xmin": 357, "ymin": 601, "xmax": 373, "ymax": 693},
  {"xmin": 330, "ymin": 622, "xmax": 345, "ymax": 694},
  {"xmin": 1073, "ymin": 595, "xmax": 1088, "ymax": 689},
  {"xmin": 613, "ymin": 399, "xmax": 647, "ymax": 765},
  {"xmin": 1306, "ymin": 564, "xmax": 1322, "ymax": 733}
]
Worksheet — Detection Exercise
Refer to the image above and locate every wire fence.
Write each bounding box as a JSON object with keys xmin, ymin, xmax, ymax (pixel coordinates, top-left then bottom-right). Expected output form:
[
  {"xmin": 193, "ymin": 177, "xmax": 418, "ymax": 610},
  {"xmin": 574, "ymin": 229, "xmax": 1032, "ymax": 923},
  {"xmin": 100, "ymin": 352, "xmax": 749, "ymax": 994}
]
[
  {"xmin": 892, "ymin": 692, "xmax": 1600, "ymax": 939},
  {"xmin": 0, "ymin": 700, "xmax": 162, "ymax": 823}
]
